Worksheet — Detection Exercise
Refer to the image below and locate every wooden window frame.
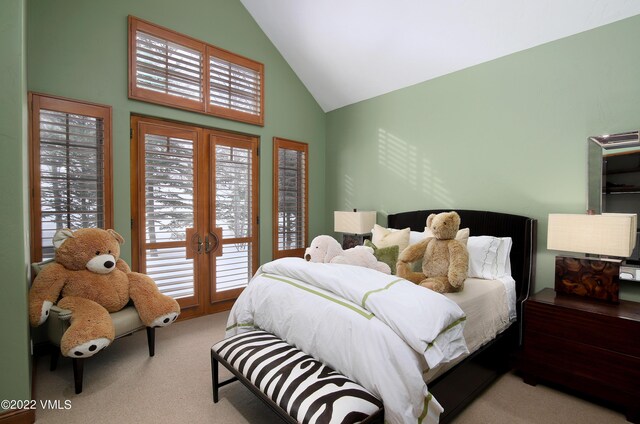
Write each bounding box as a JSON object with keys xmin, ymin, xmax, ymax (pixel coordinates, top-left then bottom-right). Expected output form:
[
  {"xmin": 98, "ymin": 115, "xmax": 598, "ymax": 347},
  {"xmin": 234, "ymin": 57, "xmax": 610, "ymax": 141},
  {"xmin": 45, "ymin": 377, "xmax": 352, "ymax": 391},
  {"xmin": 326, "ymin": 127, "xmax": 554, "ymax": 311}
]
[
  {"xmin": 206, "ymin": 46, "xmax": 264, "ymax": 126},
  {"xmin": 272, "ymin": 137, "xmax": 308, "ymax": 259},
  {"xmin": 128, "ymin": 16, "xmax": 265, "ymax": 126},
  {"xmin": 128, "ymin": 17, "xmax": 206, "ymax": 113},
  {"xmin": 209, "ymin": 130, "xmax": 261, "ymax": 301},
  {"xmin": 28, "ymin": 92, "xmax": 113, "ymax": 262}
]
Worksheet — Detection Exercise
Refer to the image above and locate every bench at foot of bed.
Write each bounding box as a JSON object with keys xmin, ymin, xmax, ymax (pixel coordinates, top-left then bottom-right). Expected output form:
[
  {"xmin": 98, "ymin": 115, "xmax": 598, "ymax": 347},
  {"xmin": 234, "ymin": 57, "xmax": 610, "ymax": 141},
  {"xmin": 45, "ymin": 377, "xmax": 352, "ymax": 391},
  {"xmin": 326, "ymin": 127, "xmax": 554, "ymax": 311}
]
[{"xmin": 211, "ymin": 330, "xmax": 384, "ymax": 424}]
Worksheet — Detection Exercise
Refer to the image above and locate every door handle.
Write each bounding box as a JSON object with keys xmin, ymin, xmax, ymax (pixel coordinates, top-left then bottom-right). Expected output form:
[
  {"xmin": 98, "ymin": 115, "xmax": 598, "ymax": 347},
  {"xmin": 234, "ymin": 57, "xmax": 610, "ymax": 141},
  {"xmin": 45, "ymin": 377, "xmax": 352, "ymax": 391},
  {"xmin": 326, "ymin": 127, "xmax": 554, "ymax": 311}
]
[
  {"xmin": 186, "ymin": 228, "xmax": 203, "ymax": 259},
  {"xmin": 205, "ymin": 227, "xmax": 223, "ymax": 257}
]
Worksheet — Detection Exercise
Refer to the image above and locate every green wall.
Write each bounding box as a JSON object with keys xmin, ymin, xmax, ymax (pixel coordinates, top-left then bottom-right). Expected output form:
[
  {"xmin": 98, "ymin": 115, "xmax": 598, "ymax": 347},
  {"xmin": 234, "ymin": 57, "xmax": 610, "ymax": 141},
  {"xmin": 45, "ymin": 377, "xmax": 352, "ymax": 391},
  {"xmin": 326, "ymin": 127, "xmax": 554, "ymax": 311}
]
[
  {"xmin": 326, "ymin": 15, "xmax": 640, "ymax": 301},
  {"xmin": 21, "ymin": 0, "xmax": 325, "ymax": 393},
  {"xmin": 27, "ymin": 0, "xmax": 327, "ymax": 265},
  {"xmin": 11, "ymin": 7, "xmax": 640, "ymax": 410},
  {"xmin": 0, "ymin": 0, "xmax": 31, "ymax": 409}
]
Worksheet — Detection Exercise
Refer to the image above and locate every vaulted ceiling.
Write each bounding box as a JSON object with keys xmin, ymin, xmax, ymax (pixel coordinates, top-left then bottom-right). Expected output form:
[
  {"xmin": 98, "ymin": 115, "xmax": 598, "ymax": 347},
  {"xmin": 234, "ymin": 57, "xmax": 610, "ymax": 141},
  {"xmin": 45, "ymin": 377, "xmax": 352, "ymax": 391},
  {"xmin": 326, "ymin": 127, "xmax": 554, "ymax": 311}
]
[{"xmin": 240, "ymin": 0, "xmax": 640, "ymax": 112}]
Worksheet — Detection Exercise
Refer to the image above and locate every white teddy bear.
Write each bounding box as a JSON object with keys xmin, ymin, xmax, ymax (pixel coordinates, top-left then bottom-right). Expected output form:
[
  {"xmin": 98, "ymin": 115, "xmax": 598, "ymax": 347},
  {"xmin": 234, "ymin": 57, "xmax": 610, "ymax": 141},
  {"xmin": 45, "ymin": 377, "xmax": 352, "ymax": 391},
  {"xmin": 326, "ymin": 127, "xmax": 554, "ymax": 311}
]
[{"xmin": 304, "ymin": 235, "xmax": 391, "ymax": 274}]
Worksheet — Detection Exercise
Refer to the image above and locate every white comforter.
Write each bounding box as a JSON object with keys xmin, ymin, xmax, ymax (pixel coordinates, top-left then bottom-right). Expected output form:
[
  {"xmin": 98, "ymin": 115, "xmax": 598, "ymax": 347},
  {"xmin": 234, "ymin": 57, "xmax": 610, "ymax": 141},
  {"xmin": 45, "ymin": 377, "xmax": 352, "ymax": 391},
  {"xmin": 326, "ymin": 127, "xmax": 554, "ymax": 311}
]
[{"xmin": 226, "ymin": 258, "xmax": 468, "ymax": 424}]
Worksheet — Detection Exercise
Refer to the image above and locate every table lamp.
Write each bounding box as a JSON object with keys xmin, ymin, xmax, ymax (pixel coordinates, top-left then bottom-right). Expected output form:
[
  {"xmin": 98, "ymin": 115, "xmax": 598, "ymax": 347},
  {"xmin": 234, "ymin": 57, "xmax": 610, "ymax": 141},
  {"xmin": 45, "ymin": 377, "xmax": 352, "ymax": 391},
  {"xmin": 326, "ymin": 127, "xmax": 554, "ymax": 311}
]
[
  {"xmin": 547, "ymin": 213, "xmax": 637, "ymax": 303},
  {"xmin": 334, "ymin": 210, "xmax": 376, "ymax": 249}
]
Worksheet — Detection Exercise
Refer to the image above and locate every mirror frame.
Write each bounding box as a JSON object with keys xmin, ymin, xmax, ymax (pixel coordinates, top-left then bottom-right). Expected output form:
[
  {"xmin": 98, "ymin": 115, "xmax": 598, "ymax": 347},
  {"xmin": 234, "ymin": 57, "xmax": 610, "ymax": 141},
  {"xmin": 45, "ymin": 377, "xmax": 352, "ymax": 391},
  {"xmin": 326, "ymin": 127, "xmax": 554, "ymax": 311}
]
[{"xmin": 587, "ymin": 130, "xmax": 640, "ymax": 214}]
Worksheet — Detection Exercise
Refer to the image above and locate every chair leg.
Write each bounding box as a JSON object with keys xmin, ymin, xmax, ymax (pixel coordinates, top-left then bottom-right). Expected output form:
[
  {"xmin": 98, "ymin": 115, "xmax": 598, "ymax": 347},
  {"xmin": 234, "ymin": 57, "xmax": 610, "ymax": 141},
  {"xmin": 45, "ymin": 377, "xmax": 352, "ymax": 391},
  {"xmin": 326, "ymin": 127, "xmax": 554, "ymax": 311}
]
[
  {"xmin": 50, "ymin": 348, "xmax": 60, "ymax": 371},
  {"xmin": 211, "ymin": 350, "xmax": 219, "ymax": 403},
  {"xmin": 146, "ymin": 327, "xmax": 155, "ymax": 357},
  {"xmin": 72, "ymin": 358, "xmax": 84, "ymax": 394}
]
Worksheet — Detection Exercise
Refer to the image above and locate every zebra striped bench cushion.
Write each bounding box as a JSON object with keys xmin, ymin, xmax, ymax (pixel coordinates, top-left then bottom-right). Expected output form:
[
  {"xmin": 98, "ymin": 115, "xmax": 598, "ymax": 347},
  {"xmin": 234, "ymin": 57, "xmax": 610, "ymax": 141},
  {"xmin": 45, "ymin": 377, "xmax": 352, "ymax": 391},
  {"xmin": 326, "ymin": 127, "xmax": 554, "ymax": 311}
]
[{"xmin": 212, "ymin": 330, "xmax": 383, "ymax": 424}]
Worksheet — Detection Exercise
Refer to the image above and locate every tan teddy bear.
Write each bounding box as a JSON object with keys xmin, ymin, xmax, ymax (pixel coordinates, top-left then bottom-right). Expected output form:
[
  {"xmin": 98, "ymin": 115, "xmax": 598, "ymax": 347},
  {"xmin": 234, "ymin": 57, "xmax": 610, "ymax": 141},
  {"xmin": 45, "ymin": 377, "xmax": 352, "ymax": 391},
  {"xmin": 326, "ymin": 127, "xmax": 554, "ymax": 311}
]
[
  {"xmin": 396, "ymin": 211, "xmax": 469, "ymax": 293},
  {"xmin": 29, "ymin": 228, "xmax": 180, "ymax": 358}
]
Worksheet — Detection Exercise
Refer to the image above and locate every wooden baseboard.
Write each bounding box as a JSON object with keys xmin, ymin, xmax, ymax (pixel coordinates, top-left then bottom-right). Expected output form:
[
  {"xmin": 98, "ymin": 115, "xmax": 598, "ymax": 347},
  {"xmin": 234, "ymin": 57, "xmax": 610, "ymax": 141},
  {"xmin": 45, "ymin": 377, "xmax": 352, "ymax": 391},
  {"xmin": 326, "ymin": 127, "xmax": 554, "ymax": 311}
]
[{"xmin": 0, "ymin": 409, "xmax": 35, "ymax": 424}]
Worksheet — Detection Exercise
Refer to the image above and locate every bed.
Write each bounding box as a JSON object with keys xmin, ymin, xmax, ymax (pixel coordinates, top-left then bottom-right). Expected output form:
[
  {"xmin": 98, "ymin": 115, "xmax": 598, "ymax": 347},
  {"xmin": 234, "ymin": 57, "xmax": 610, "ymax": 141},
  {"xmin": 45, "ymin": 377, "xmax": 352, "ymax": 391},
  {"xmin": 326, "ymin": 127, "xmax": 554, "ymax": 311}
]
[
  {"xmin": 227, "ymin": 209, "xmax": 536, "ymax": 423},
  {"xmin": 388, "ymin": 209, "xmax": 536, "ymax": 423}
]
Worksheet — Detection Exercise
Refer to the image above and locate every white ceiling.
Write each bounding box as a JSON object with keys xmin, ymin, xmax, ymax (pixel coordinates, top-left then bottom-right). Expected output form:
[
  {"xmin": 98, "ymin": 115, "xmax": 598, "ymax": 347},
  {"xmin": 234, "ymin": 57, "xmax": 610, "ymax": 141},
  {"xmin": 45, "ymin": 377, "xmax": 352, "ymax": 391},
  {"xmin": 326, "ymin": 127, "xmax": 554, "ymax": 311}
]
[{"xmin": 240, "ymin": 0, "xmax": 640, "ymax": 112}]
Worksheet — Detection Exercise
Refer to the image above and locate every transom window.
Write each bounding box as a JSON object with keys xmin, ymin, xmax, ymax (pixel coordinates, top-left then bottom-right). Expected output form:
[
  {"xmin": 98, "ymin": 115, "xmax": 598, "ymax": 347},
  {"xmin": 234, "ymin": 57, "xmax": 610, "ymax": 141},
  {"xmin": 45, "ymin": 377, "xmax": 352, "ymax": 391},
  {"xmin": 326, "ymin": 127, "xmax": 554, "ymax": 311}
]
[
  {"xmin": 135, "ymin": 30, "xmax": 203, "ymax": 104},
  {"xmin": 129, "ymin": 16, "xmax": 264, "ymax": 126}
]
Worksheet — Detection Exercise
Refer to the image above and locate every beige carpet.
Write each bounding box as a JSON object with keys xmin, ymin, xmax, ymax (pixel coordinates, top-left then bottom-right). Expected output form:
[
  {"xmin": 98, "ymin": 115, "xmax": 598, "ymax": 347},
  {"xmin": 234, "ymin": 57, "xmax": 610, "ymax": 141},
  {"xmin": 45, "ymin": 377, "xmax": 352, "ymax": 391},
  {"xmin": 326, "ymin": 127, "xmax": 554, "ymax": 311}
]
[{"xmin": 34, "ymin": 312, "xmax": 628, "ymax": 424}]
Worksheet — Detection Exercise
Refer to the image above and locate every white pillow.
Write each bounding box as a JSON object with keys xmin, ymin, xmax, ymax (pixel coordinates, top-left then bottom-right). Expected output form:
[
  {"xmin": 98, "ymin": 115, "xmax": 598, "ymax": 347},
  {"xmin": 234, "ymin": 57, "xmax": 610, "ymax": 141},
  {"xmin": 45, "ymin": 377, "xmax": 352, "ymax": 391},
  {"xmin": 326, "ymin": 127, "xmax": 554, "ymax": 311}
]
[
  {"xmin": 409, "ymin": 230, "xmax": 427, "ymax": 245},
  {"xmin": 386, "ymin": 228, "xmax": 427, "ymax": 246},
  {"xmin": 372, "ymin": 224, "xmax": 410, "ymax": 253},
  {"xmin": 467, "ymin": 236, "xmax": 512, "ymax": 279},
  {"xmin": 498, "ymin": 237, "xmax": 513, "ymax": 277},
  {"xmin": 424, "ymin": 227, "xmax": 470, "ymax": 246}
]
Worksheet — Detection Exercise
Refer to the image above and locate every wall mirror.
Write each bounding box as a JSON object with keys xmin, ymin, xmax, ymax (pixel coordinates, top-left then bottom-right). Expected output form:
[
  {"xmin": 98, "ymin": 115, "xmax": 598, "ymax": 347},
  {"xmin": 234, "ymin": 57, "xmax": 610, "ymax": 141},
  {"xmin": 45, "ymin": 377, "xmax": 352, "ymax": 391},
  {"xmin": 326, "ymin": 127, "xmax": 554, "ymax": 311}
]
[{"xmin": 588, "ymin": 131, "xmax": 640, "ymax": 273}]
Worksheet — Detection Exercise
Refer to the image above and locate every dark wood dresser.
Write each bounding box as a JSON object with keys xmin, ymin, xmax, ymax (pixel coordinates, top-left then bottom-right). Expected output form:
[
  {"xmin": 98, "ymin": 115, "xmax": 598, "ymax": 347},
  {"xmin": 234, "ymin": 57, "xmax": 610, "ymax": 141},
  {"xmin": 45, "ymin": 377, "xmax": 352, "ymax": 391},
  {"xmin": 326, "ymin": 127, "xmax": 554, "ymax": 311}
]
[{"xmin": 519, "ymin": 288, "xmax": 640, "ymax": 423}]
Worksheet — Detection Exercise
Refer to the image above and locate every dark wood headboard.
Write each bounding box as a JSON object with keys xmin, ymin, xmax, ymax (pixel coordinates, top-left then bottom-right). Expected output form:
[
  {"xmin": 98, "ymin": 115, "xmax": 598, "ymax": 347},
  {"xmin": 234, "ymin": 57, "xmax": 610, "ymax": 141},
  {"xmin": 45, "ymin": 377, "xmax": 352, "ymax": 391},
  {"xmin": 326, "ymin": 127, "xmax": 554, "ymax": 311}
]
[{"xmin": 387, "ymin": 209, "xmax": 537, "ymax": 320}]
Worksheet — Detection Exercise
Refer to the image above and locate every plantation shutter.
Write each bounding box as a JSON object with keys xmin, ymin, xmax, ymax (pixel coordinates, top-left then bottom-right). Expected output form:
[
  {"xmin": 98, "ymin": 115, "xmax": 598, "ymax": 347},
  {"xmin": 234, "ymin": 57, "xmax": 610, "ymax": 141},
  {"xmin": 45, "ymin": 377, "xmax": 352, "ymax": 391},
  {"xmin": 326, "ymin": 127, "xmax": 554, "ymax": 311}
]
[
  {"xmin": 135, "ymin": 32, "xmax": 203, "ymax": 101},
  {"xmin": 207, "ymin": 47, "xmax": 264, "ymax": 126},
  {"xmin": 132, "ymin": 117, "xmax": 260, "ymax": 317},
  {"xmin": 209, "ymin": 54, "xmax": 261, "ymax": 115},
  {"xmin": 129, "ymin": 17, "xmax": 264, "ymax": 126},
  {"xmin": 129, "ymin": 17, "xmax": 205, "ymax": 111},
  {"xmin": 143, "ymin": 133, "xmax": 196, "ymax": 300},
  {"xmin": 213, "ymin": 139, "xmax": 258, "ymax": 297},
  {"xmin": 30, "ymin": 94, "xmax": 113, "ymax": 262},
  {"xmin": 273, "ymin": 138, "xmax": 308, "ymax": 259}
]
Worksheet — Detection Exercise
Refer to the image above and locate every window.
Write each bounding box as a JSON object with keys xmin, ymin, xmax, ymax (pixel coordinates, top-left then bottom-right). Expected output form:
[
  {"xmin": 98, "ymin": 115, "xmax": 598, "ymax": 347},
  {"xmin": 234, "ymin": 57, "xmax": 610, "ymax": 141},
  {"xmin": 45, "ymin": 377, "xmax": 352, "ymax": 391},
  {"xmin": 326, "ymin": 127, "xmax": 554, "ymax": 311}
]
[
  {"xmin": 129, "ymin": 16, "xmax": 264, "ymax": 126},
  {"xmin": 273, "ymin": 138, "xmax": 308, "ymax": 259},
  {"xmin": 129, "ymin": 19, "xmax": 204, "ymax": 111},
  {"xmin": 207, "ymin": 47, "xmax": 263, "ymax": 125},
  {"xmin": 29, "ymin": 93, "xmax": 113, "ymax": 261}
]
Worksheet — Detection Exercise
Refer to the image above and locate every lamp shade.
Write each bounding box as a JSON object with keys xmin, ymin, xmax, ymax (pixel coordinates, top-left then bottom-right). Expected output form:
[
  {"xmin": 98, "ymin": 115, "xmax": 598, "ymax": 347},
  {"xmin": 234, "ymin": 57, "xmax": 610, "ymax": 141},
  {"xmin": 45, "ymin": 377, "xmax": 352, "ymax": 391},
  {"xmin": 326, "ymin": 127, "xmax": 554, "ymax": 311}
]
[
  {"xmin": 334, "ymin": 211, "xmax": 376, "ymax": 234},
  {"xmin": 547, "ymin": 213, "xmax": 637, "ymax": 257}
]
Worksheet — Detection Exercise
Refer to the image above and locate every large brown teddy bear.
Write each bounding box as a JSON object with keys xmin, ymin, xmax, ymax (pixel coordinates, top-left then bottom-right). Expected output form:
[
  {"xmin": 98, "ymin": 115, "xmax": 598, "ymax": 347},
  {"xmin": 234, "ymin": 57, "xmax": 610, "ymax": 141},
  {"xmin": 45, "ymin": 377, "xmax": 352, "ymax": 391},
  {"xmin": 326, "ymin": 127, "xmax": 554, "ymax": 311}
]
[
  {"xmin": 29, "ymin": 228, "xmax": 180, "ymax": 358},
  {"xmin": 396, "ymin": 211, "xmax": 469, "ymax": 293}
]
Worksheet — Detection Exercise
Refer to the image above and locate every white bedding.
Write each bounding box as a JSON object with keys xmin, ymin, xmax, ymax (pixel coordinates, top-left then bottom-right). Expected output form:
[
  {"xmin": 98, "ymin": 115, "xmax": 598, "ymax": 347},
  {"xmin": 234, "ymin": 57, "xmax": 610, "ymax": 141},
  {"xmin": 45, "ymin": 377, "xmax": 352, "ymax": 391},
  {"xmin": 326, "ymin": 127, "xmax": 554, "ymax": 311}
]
[
  {"xmin": 448, "ymin": 277, "xmax": 514, "ymax": 352},
  {"xmin": 227, "ymin": 258, "xmax": 468, "ymax": 424},
  {"xmin": 261, "ymin": 258, "xmax": 469, "ymax": 368},
  {"xmin": 424, "ymin": 277, "xmax": 515, "ymax": 382}
]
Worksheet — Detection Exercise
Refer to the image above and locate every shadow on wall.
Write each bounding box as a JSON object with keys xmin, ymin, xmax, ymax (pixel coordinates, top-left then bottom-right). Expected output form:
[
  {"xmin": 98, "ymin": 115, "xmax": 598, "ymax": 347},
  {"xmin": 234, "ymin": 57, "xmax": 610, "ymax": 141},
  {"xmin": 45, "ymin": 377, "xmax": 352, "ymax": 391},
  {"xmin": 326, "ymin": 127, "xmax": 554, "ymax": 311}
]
[
  {"xmin": 377, "ymin": 128, "xmax": 454, "ymax": 207},
  {"xmin": 378, "ymin": 128, "xmax": 418, "ymax": 189},
  {"xmin": 338, "ymin": 127, "xmax": 556, "ymax": 229},
  {"xmin": 342, "ymin": 173, "xmax": 355, "ymax": 211}
]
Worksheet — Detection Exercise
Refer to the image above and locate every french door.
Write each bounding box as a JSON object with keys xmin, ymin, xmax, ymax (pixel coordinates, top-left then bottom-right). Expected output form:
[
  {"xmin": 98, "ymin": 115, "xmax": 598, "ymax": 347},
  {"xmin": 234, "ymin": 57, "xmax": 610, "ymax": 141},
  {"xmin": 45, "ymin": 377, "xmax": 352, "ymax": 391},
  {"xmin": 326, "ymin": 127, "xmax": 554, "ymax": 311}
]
[{"xmin": 131, "ymin": 116, "xmax": 259, "ymax": 318}]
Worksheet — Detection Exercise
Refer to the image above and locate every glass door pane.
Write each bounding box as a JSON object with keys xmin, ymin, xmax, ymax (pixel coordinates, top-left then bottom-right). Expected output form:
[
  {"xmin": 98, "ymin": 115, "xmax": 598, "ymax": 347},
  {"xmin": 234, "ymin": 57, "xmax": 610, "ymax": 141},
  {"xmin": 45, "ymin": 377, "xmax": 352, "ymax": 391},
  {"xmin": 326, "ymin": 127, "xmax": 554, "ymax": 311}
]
[
  {"xmin": 210, "ymin": 134, "xmax": 258, "ymax": 302},
  {"xmin": 138, "ymin": 123, "xmax": 200, "ymax": 309}
]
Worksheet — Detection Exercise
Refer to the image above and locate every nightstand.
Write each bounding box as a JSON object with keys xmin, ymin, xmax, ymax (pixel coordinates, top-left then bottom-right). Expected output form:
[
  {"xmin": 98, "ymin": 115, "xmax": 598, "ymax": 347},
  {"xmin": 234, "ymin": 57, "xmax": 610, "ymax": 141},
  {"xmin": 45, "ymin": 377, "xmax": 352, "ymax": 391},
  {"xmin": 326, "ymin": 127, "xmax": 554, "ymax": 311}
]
[{"xmin": 519, "ymin": 288, "xmax": 640, "ymax": 423}]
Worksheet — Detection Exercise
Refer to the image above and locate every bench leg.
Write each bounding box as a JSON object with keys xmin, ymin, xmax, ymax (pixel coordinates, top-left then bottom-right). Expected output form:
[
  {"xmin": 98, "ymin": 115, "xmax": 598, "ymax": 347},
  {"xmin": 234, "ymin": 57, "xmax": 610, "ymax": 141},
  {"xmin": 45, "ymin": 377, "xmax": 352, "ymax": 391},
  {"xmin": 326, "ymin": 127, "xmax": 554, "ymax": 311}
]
[
  {"xmin": 210, "ymin": 350, "xmax": 239, "ymax": 403},
  {"xmin": 72, "ymin": 358, "xmax": 84, "ymax": 394},
  {"xmin": 211, "ymin": 350, "xmax": 219, "ymax": 403},
  {"xmin": 146, "ymin": 327, "xmax": 155, "ymax": 357}
]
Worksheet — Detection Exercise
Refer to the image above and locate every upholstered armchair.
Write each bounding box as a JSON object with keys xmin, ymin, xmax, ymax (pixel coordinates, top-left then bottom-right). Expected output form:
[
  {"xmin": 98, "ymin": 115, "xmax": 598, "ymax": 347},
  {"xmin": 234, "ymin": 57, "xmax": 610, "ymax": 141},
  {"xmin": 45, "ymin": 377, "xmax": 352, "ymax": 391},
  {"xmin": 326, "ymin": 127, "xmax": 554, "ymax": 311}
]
[{"xmin": 32, "ymin": 260, "xmax": 157, "ymax": 394}]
